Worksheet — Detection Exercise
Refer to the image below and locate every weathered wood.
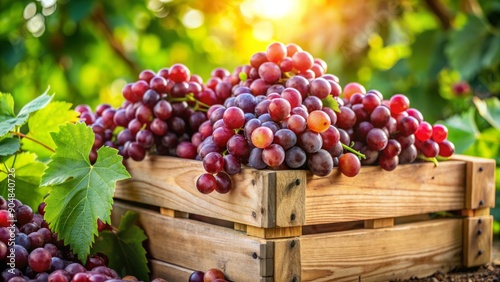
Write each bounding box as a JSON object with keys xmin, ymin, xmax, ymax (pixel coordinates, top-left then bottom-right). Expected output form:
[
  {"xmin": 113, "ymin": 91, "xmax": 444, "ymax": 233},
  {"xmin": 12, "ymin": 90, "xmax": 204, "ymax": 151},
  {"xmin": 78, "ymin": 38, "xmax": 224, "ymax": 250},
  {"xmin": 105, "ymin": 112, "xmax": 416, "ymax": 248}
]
[
  {"xmin": 275, "ymin": 170, "xmax": 306, "ymax": 227},
  {"xmin": 116, "ymin": 156, "xmax": 276, "ymax": 228},
  {"xmin": 463, "ymin": 215, "xmax": 493, "ymax": 267},
  {"xmin": 150, "ymin": 259, "xmax": 192, "ymax": 281},
  {"xmin": 305, "ymin": 160, "xmax": 467, "ymax": 224},
  {"xmin": 112, "ymin": 200, "xmax": 273, "ymax": 282},
  {"xmin": 160, "ymin": 207, "xmax": 188, "ymax": 218},
  {"xmin": 274, "ymin": 238, "xmax": 301, "ymax": 282},
  {"xmin": 246, "ymin": 226, "xmax": 302, "ymax": 239},
  {"xmin": 364, "ymin": 218, "xmax": 394, "ymax": 229},
  {"xmin": 301, "ymin": 219, "xmax": 463, "ymax": 282},
  {"xmin": 452, "ymin": 155, "xmax": 496, "ymax": 209}
]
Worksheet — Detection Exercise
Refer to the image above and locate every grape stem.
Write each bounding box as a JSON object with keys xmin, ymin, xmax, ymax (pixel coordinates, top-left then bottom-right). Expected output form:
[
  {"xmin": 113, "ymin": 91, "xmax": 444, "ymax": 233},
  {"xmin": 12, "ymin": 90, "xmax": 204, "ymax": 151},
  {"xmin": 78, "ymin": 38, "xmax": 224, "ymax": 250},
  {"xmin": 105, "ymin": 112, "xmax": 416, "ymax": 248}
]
[
  {"xmin": 417, "ymin": 155, "xmax": 439, "ymax": 167},
  {"xmin": 341, "ymin": 143, "xmax": 366, "ymax": 159},
  {"xmin": 10, "ymin": 131, "xmax": 55, "ymax": 153}
]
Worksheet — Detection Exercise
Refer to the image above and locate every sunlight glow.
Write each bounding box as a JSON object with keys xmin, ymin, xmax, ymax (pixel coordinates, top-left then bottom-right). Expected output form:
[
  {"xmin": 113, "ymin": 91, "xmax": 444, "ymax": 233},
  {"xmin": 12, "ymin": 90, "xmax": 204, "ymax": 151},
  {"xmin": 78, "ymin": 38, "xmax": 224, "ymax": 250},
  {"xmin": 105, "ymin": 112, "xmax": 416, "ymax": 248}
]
[
  {"xmin": 240, "ymin": 0, "xmax": 302, "ymax": 20},
  {"xmin": 182, "ymin": 9, "xmax": 204, "ymax": 29}
]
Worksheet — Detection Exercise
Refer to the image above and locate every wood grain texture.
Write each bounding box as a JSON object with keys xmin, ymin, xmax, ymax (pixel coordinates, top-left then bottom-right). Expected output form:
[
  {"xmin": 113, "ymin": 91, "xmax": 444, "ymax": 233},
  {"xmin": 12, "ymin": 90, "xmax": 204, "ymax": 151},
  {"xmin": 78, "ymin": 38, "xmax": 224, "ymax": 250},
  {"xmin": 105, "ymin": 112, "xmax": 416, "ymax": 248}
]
[
  {"xmin": 150, "ymin": 259, "xmax": 192, "ymax": 281},
  {"xmin": 453, "ymin": 155, "xmax": 496, "ymax": 209},
  {"xmin": 116, "ymin": 156, "xmax": 276, "ymax": 228},
  {"xmin": 305, "ymin": 160, "xmax": 467, "ymax": 224},
  {"xmin": 275, "ymin": 170, "xmax": 306, "ymax": 227},
  {"xmin": 463, "ymin": 215, "xmax": 493, "ymax": 267},
  {"xmin": 300, "ymin": 219, "xmax": 463, "ymax": 282},
  {"xmin": 112, "ymin": 200, "xmax": 273, "ymax": 281},
  {"xmin": 274, "ymin": 238, "xmax": 301, "ymax": 282}
]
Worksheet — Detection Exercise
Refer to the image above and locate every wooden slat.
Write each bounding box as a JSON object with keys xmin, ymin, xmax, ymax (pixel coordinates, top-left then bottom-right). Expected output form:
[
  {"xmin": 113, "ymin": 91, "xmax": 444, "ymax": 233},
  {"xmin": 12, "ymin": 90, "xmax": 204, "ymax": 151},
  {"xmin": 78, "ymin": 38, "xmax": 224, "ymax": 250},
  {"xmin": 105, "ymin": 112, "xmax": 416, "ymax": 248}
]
[
  {"xmin": 305, "ymin": 160, "xmax": 467, "ymax": 225},
  {"xmin": 463, "ymin": 215, "xmax": 493, "ymax": 267},
  {"xmin": 116, "ymin": 156, "xmax": 275, "ymax": 228},
  {"xmin": 300, "ymin": 218, "xmax": 463, "ymax": 282},
  {"xmin": 274, "ymin": 238, "xmax": 301, "ymax": 282},
  {"xmin": 112, "ymin": 200, "xmax": 272, "ymax": 282},
  {"xmin": 275, "ymin": 170, "xmax": 306, "ymax": 227},
  {"xmin": 247, "ymin": 226, "xmax": 302, "ymax": 239},
  {"xmin": 364, "ymin": 218, "xmax": 394, "ymax": 229},
  {"xmin": 452, "ymin": 155, "xmax": 496, "ymax": 209},
  {"xmin": 160, "ymin": 207, "xmax": 188, "ymax": 218},
  {"xmin": 150, "ymin": 259, "xmax": 193, "ymax": 281}
]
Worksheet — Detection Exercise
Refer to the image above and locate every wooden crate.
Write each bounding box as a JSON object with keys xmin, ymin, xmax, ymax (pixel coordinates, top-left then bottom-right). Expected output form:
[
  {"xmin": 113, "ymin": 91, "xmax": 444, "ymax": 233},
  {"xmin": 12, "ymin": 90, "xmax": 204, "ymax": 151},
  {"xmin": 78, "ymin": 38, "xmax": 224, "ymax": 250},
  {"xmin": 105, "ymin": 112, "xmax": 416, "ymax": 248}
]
[{"xmin": 113, "ymin": 155, "xmax": 496, "ymax": 282}]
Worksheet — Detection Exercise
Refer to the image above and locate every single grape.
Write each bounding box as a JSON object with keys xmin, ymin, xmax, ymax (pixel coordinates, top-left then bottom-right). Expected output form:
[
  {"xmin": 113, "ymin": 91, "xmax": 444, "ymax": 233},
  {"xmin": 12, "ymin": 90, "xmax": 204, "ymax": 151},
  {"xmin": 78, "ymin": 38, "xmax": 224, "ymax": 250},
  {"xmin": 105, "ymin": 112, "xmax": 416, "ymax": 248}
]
[
  {"xmin": 262, "ymin": 144, "xmax": 286, "ymax": 167},
  {"xmin": 203, "ymin": 268, "xmax": 226, "ymax": 282},
  {"xmin": 292, "ymin": 51, "xmax": 314, "ymax": 73},
  {"xmin": 307, "ymin": 149, "xmax": 333, "ymax": 176},
  {"xmin": 418, "ymin": 139, "xmax": 439, "ymax": 158},
  {"xmin": 189, "ymin": 271, "xmax": 205, "ymax": 282},
  {"xmin": 342, "ymin": 82, "xmax": 366, "ymax": 100},
  {"xmin": 251, "ymin": 127, "xmax": 274, "ymax": 149},
  {"xmin": 309, "ymin": 78, "xmax": 331, "ymax": 99},
  {"xmin": 432, "ymin": 124, "xmax": 448, "ymax": 143},
  {"xmin": 370, "ymin": 106, "xmax": 391, "ymax": 128},
  {"xmin": 298, "ymin": 130, "xmax": 322, "ymax": 153},
  {"xmin": 336, "ymin": 106, "xmax": 356, "ymax": 130},
  {"xmin": 389, "ymin": 94, "xmax": 410, "ymax": 114},
  {"xmin": 215, "ymin": 172, "xmax": 232, "ymax": 194},
  {"xmin": 227, "ymin": 135, "xmax": 250, "ymax": 159},
  {"xmin": 196, "ymin": 174, "xmax": 216, "ymax": 194},
  {"xmin": 203, "ymin": 152, "xmax": 224, "ymax": 174},
  {"xmin": 307, "ymin": 110, "xmax": 331, "ymax": 133},
  {"xmin": 415, "ymin": 121, "xmax": 433, "ymax": 141},
  {"xmin": 248, "ymin": 148, "xmax": 267, "ymax": 169},
  {"xmin": 338, "ymin": 153, "xmax": 361, "ymax": 177},
  {"xmin": 438, "ymin": 140, "xmax": 455, "ymax": 157},
  {"xmin": 366, "ymin": 128, "xmax": 388, "ymax": 151},
  {"xmin": 285, "ymin": 146, "xmax": 307, "ymax": 168},
  {"xmin": 266, "ymin": 42, "xmax": 287, "ymax": 63},
  {"xmin": 169, "ymin": 63, "xmax": 190, "ymax": 82},
  {"xmin": 379, "ymin": 155, "xmax": 399, "ymax": 171}
]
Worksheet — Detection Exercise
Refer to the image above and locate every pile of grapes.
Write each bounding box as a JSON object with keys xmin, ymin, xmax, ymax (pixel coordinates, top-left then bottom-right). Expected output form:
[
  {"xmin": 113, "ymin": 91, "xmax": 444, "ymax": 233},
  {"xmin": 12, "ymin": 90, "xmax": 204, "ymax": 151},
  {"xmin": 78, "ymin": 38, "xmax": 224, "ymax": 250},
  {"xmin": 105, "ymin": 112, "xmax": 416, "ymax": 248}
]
[
  {"xmin": 77, "ymin": 42, "xmax": 455, "ymax": 195},
  {"xmin": 0, "ymin": 196, "xmax": 165, "ymax": 282}
]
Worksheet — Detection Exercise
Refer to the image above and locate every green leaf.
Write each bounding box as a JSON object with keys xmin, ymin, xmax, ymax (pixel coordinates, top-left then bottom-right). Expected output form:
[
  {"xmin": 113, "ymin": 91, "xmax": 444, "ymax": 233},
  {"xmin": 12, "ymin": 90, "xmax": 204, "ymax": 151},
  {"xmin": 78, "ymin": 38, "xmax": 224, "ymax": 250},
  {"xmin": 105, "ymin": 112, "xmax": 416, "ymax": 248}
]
[
  {"xmin": 22, "ymin": 101, "xmax": 80, "ymax": 159},
  {"xmin": 40, "ymin": 122, "xmax": 130, "ymax": 260},
  {"xmin": 473, "ymin": 97, "xmax": 500, "ymax": 129},
  {"xmin": 441, "ymin": 108, "xmax": 480, "ymax": 153},
  {"xmin": 322, "ymin": 96, "xmax": 341, "ymax": 112},
  {"xmin": 463, "ymin": 127, "xmax": 500, "ymax": 163},
  {"xmin": 92, "ymin": 211, "xmax": 149, "ymax": 281},
  {"xmin": 482, "ymin": 34, "xmax": 500, "ymax": 70},
  {"xmin": 0, "ymin": 93, "xmax": 15, "ymax": 119},
  {"xmin": 0, "ymin": 152, "xmax": 48, "ymax": 209},
  {"xmin": 0, "ymin": 138, "xmax": 20, "ymax": 156},
  {"xmin": 445, "ymin": 15, "xmax": 490, "ymax": 80},
  {"xmin": 0, "ymin": 90, "xmax": 54, "ymax": 137}
]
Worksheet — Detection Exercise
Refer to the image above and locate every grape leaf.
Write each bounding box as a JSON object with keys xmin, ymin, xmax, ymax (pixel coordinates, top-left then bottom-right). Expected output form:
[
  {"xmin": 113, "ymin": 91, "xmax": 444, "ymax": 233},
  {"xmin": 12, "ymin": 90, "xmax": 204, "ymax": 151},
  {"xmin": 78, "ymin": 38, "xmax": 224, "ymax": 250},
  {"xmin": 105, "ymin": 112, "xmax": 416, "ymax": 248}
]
[
  {"xmin": 40, "ymin": 122, "xmax": 130, "ymax": 260},
  {"xmin": 0, "ymin": 93, "xmax": 15, "ymax": 119},
  {"xmin": 22, "ymin": 101, "xmax": 80, "ymax": 159},
  {"xmin": 0, "ymin": 90, "xmax": 53, "ymax": 137},
  {"xmin": 0, "ymin": 138, "xmax": 20, "ymax": 156},
  {"xmin": 445, "ymin": 15, "xmax": 489, "ymax": 80},
  {"xmin": 463, "ymin": 127, "xmax": 500, "ymax": 163},
  {"xmin": 0, "ymin": 152, "xmax": 48, "ymax": 209},
  {"xmin": 441, "ymin": 108, "xmax": 479, "ymax": 153},
  {"xmin": 92, "ymin": 211, "xmax": 149, "ymax": 282},
  {"xmin": 473, "ymin": 97, "xmax": 500, "ymax": 130},
  {"xmin": 322, "ymin": 96, "xmax": 341, "ymax": 112}
]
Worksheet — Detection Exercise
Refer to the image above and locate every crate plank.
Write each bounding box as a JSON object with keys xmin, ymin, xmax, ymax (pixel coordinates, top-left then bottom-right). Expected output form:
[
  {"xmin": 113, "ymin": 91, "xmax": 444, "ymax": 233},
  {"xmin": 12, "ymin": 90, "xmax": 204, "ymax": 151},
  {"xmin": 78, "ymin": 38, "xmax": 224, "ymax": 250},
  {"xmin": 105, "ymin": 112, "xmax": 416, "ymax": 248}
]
[
  {"xmin": 300, "ymin": 218, "xmax": 463, "ymax": 281},
  {"xmin": 150, "ymin": 259, "xmax": 192, "ymax": 281},
  {"xmin": 305, "ymin": 160, "xmax": 467, "ymax": 224},
  {"xmin": 452, "ymin": 155, "xmax": 496, "ymax": 209},
  {"xmin": 274, "ymin": 238, "xmax": 301, "ymax": 282},
  {"xmin": 116, "ymin": 156, "xmax": 277, "ymax": 228},
  {"xmin": 112, "ymin": 200, "xmax": 273, "ymax": 282},
  {"xmin": 463, "ymin": 215, "xmax": 493, "ymax": 267}
]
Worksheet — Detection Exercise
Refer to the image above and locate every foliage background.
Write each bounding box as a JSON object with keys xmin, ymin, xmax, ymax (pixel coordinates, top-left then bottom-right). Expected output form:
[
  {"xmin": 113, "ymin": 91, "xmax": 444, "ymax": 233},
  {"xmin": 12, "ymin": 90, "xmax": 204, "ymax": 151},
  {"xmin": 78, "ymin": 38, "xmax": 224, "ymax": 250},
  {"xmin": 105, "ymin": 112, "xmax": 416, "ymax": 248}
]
[{"xmin": 1, "ymin": 0, "xmax": 499, "ymax": 227}]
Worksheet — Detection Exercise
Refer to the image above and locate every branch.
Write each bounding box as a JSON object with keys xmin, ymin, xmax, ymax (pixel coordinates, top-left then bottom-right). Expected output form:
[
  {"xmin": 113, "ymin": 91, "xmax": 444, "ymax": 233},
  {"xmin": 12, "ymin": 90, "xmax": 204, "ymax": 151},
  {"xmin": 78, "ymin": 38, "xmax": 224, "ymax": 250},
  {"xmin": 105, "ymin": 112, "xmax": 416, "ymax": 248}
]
[
  {"xmin": 424, "ymin": 0, "xmax": 454, "ymax": 30},
  {"xmin": 90, "ymin": 5, "xmax": 141, "ymax": 75}
]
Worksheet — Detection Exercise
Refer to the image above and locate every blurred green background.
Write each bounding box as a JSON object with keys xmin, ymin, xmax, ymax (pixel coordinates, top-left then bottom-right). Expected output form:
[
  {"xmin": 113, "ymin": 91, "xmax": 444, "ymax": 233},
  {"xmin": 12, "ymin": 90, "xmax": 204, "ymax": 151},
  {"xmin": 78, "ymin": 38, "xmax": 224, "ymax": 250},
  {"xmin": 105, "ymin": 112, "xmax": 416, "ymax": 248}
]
[{"xmin": 0, "ymin": 0, "xmax": 499, "ymax": 227}]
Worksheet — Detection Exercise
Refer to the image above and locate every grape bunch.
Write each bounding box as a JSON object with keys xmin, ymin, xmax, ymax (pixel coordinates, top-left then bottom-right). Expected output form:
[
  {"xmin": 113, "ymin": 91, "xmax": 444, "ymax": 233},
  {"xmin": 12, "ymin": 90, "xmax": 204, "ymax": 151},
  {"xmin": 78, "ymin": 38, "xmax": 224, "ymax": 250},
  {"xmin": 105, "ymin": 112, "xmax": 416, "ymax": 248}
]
[
  {"xmin": 0, "ymin": 197, "xmax": 163, "ymax": 282},
  {"xmin": 188, "ymin": 268, "xmax": 227, "ymax": 282},
  {"xmin": 75, "ymin": 41, "xmax": 455, "ymax": 195}
]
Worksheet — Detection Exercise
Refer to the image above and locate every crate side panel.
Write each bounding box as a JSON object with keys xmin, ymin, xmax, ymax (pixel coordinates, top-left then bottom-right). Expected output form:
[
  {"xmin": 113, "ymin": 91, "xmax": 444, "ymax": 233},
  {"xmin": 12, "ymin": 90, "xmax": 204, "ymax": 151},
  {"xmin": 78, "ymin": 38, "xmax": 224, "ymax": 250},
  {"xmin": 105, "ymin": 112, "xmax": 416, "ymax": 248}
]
[
  {"xmin": 113, "ymin": 201, "xmax": 271, "ymax": 282},
  {"xmin": 301, "ymin": 218, "xmax": 463, "ymax": 282},
  {"xmin": 150, "ymin": 259, "xmax": 192, "ymax": 281},
  {"xmin": 305, "ymin": 161, "xmax": 466, "ymax": 224},
  {"xmin": 116, "ymin": 156, "xmax": 273, "ymax": 227}
]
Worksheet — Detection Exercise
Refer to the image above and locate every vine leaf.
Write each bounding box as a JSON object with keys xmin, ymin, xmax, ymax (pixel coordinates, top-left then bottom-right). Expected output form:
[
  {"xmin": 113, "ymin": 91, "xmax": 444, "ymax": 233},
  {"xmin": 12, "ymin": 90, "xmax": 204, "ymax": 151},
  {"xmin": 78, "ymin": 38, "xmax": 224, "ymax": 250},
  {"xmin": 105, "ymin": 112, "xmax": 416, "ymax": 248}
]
[
  {"xmin": 0, "ymin": 138, "xmax": 20, "ymax": 156},
  {"xmin": 0, "ymin": 90, "xmax": 53, "ymax": 137},
  {"xmin": 40, "ymin": 122, "xmax": 130, "ymax": 260},
  {"xmin": 92, "ymin": 211, "xmax": 149, "ymax": 282},
  {"xmin": 0, "ymin": 152, "xmax": 48, "ymax": 209},
  {"xmin": 22, "ymin": 101, "xmax": 80, "ymax": 159},
  {"xmin": 0, "ymin": 93, "xmax": 15, "ymax": 119},
  {"xmin": 473, "ymin": 97, "xmax": 500, "ymax": 130},
  {"xmin": 322, "ymin": 95, "xmax": 341, "ymax": 112}
]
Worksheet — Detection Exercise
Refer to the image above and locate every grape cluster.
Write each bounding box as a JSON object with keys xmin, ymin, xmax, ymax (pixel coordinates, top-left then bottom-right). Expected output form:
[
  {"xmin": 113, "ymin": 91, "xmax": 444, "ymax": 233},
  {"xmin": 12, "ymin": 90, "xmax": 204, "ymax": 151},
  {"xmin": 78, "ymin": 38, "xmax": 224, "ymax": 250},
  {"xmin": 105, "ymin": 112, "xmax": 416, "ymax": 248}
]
[
  {"xmin": 0, "ymin": 197, "xmax": 162, "ymax": 282},
  {"xmin": 76, "ymin": 41, "xmax": 455, "ymax": 195},
  {"xmin": 188, "ymin": 268, "xmax": 227, "ymax": 282}
]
